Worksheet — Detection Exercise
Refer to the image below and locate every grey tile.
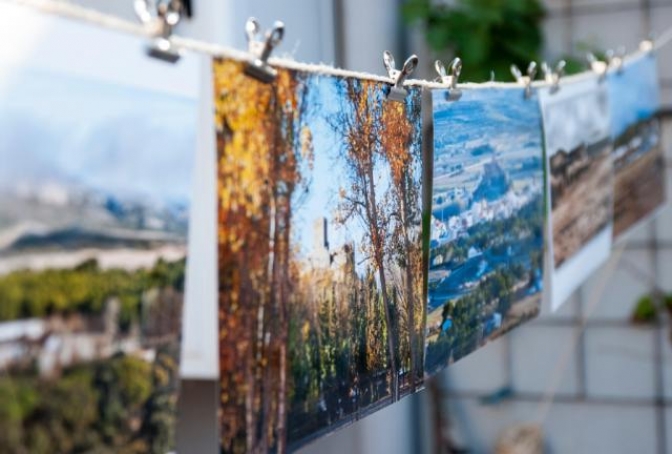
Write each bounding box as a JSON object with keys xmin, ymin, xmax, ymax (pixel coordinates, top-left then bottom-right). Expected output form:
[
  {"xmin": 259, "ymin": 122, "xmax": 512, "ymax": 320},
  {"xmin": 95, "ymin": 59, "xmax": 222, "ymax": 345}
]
[
  {"xmin": 510, "ymin": 325, "xmax": 579, "ymax": 396},
  {"xmin": 651, "ymin": 6, "xmax": 672, "ymax": 82},
  {"xmin": 442, "ymin": 338, "xmax": 509, "ymax": 394},
  {"xmin": 620, "ymin": 218, "xmax": 654, "ymax": 243},
  {"xmin": 538, "ymin": 288, "xmax": 578, "ymax": 320},
  {"xmin": 445, "ymin": 398, "xmax": 658, "ymax": 454},
  {"xmin": 571, "ymin": 9, "xmax": 646, "ymax": 54},
  {"xmin": 543, "ymin": 402, "xmax": 657, "ymax": 454},
  {"xmin": 573, "ymin": 0, "xmax": 643, "ymax": 9},
  {"xmin": 662, "ymin": 86, "xmax": 672, "ymax": 108},
  {"xmin": 661, "ymin": 328, "xmax": 672, "ymax": 400},
  {"xmin": 585, "ymin": 326, "xmax": 657, "ymax": 399},
  {"xmin": 543, "ymin": 15, "xmax": 571, "ymax": 61},
  {"xmin": 542, "ymin": 0, "xmax": 568, "ymax": 13},
  {"xmin": 581, "ymin": 250, "xmax": 653, "ymax": 321},
  {"xmin": 666, "ymin": 407, "xmax": 672, "ymax": 454},
  {"xmin": 656, "ymin": 249, "xmax": 672, "ymax": 292}
]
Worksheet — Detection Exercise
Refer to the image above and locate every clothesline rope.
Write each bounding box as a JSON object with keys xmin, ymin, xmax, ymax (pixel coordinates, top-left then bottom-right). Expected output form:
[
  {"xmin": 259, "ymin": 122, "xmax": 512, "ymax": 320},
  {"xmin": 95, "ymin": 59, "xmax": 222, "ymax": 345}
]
[{"xmin": 4, "ymin": 0, "xmax": 672, "ymax": 89}]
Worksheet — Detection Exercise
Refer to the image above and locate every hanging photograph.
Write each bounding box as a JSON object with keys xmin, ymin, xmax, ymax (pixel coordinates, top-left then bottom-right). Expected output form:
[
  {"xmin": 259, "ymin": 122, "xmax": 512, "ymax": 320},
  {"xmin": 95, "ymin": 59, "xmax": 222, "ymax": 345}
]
[
  {"xmin": 541, "ymin": 75, "xmax": 614, "ymax": 310},
  {"xmin": 609, "ymin": 54, "xmax": 665, "ymax": 239},
  {"xmin": 424, "ymin": 88, "xmax": 545, "ymax": 375},
  {"xmin": 214, "ymin": 59, "xmax": 425, "ymax": 452},
  {"xmin": 0, "ymin": 6, "xmax": 198, "ymax": 453}
]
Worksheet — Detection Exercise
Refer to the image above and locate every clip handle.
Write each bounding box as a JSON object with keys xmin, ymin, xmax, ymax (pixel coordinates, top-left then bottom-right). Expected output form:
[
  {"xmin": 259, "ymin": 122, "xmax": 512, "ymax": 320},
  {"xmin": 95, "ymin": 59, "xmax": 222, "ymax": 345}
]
[
  {"xmin": 134, "ymin": 0, "xmax": 183, "ymax": 63},
  {"xmin": 542, "ymin": 60, "xmax": 565, "ymax": 92},
  {"xmin": 383, "ymin": 51, "xmax": 418, "ymax": 102},
  {"xmin": 587, "ymin": 53, "xmax": 608, "ymax": 79},
  {"xmin": 511, "ymin": 61, "xmax": 537, "ymax": 98},
  {"xmin": 244, "ymin": 17, "xmax": 284, "ymax": 83},
  {"xmin": 259, "ymin": 22, "xmax": 285, "ymax": 62}
]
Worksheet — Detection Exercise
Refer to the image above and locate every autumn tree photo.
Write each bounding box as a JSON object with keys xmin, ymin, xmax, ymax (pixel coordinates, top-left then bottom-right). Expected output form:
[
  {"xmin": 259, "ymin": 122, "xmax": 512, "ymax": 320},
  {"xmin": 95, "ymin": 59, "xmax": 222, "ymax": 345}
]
[{"xmin": 215, "ymin": 61, "xmax": 425, "ymax": 453}]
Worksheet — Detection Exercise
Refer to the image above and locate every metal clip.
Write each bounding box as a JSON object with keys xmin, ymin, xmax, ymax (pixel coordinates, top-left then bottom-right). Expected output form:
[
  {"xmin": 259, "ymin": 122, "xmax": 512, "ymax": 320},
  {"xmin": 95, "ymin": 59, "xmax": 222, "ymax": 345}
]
[
  {"xmin": 244, "ymin": 18, "xmax": 284, "ymax": 83},
  {"xmin": 383, "ymin": 51, "xmax": 419, "ymax": 102},
  {"xmin": 511, "ymin": 61, "xmax": 538, "ymax": 98},
  {"xmin": 134, "ymin": 0, "xmax": 183, "ymax": 63},
  {"xmin": 606, "ymin": 47, "xmax": 626, "ymax": 74},
  {"xmin": 587, "ymin": 53, "xmax": 608, "ymax": 81},
  {"xmin": 640, "ymin": 38, "xmax": 655, "ymax": 54},
  {"xmin": 435, "ymin": 58, "xmax": 462, "ymax": 101},
  {"xmin": 542, "ymin": 60, "xmax": 565, "ymax": 94}
]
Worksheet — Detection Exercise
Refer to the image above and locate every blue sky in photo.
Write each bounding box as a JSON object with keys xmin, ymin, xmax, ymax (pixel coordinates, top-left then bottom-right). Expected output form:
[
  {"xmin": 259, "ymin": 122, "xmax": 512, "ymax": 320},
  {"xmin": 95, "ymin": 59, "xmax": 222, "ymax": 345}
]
[
  {"xmin": 432, "ymin": 87, "xmax": 544, "ymax": 186},
  {"xmin": 608, "ymin": 55, "xmax": 660, "ymax": 138},
  {"xmin": 292, "ymin": 74, "xmax": 422, "ymax": 270},
  {"xmin": 0, "ymin": 65, "xmax": 197, "ymax": 205},
  {"xmin": 293, "ymin": 74, "xmax": 373, "ymax": 263}
]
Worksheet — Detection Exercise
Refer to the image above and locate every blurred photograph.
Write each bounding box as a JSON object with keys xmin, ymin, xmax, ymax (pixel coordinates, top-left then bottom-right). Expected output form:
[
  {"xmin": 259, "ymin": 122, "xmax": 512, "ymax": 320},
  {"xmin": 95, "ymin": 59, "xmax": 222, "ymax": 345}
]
[
  {"xmin": 425, "ymin": 88, "xmax": 545, "ymax": 375},
  {"xmin": 541, "ymin": 76, "xmax": 614, "ymax": 309},
  {"xmin": 214, "ymin": 59, "xmax": 425, "ymax": 453},
  {"xmin": 609, "ymin": 54, "xmax": 665, "ymax": 239},
  {"xmin": 0, "ymin": 28, "xmax": 197, "ymax": 454}
]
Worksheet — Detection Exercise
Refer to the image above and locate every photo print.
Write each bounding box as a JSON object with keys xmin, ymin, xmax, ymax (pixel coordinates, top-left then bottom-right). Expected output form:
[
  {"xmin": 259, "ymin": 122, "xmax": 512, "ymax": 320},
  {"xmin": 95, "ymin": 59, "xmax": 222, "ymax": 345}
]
[
  {"xmin": 214, "ymin": 59, "xmax": 425, "ymax": 452},
  {"xmin": 609, "ymin": 54, "xmax": 665, "ymax": 239},
  {"xmin": 425, "ymin": 88, "xmax": 545, "ymax": 375},
  {"xmin": 0, "ymin": 6, "xmax": 198, "ymax": 453},
  {"xmin": 541, "ymin": 75, "xmax": 614, "ymax": 310}
]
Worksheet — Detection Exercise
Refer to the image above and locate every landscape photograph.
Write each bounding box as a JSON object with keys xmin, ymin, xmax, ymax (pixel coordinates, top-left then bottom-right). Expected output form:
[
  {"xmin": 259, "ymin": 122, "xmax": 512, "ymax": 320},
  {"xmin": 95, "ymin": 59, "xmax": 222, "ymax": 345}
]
[
  {"xmin": 543, "ymin": 79, "xmax": 613, "ymax": 267},
  {"xmin": 0, "ymin": 66, "xmax": 196, "ymax": 453},
  {"xmin": 425, "ymin": 88, "xmax": 544, "ymax": 375},
  {"xmin": 214, "ymin": 60, "xmax": 425, "ymax": 453},
  {"xmin": 608, "ymin": 55, "xmax": 665, "ymax": 238}
]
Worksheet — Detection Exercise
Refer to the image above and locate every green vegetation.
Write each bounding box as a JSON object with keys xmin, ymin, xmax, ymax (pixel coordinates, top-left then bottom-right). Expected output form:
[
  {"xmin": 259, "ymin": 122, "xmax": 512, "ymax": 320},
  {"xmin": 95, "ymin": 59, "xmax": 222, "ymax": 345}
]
[
  {"xmin": 426, "ymin": 199, "xmax": 544, "ymax": 374},
  {"xmin": 0, "ymin": 349, "xmax": 178, "ymax": 454},
  {"xmin": 632, "ymin": 295, "xmax": 658, "ymax": 323},
  {"xmin": 631, "ymin": 293, "xmax": 672, "ymax": 324},
  {"xmin": 402, "ymin": 0, "xmax": 545, "ymax": 82},
  {"xmin": 0, "ymin": 258, "xmax": 185, "ymax": 330}
]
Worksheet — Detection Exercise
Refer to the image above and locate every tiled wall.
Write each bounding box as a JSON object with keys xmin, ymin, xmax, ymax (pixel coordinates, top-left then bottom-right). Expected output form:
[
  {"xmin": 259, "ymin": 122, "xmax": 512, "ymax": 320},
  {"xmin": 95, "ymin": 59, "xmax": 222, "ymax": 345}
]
[{"xmin": 430, "ymin": 1, "xmax": 672, "ymax": 453}]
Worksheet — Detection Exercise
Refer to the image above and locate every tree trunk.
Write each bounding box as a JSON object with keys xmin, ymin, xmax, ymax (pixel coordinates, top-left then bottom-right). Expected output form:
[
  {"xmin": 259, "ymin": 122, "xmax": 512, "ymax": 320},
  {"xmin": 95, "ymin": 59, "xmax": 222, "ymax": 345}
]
[
  {"xmin": 365, "ymin": 162, "xmax": 399, "ymax": 402},
  {"xmin": 399, "ymin": 177, "xmax": 417, "ymax": 392}
]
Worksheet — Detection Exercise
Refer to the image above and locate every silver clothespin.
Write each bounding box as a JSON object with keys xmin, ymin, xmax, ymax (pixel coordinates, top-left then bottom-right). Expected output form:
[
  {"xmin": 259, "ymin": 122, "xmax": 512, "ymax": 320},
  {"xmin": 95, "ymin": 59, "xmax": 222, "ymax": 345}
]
[
  {"xmin": 134, "ymin": 0, "xmax": 183, "ymax": 63},
  {"xmin": 542, "ymin": 60, "xmax": 565, "ymax": 94},
  {"xmin": 435, "ymin": 58, "xmax": 462, "ymax": 101},
  {"xmin": 606, "ymin": 47, "xmax": 626, "ymax": 74},
  {"xmin": 640, "ymin": 37, "xmax": 655, "ymax": 56},
  {"xmin": 511, "ymin": 61, "xmax": 538, "ymax": 98},
  {"xmin": 244, "ymin": 18, "xmax": 284, "ymax": 83},
  {"xmin": 587, "ymin": 53, "xmax": 608, "ymax": 81},
  {"xmin": 383, "ymin": 51, "xmax": 419, "ymax": 102}
]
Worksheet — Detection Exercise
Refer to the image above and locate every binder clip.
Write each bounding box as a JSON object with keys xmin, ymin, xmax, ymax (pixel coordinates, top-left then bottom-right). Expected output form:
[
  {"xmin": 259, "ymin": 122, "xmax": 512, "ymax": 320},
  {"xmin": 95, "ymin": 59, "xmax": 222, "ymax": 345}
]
[
  {"xmin": 587, "ymin": 53, "xmax": 608, "ymax": 81},
  {"xmin": 606, "ymin": 47, "xmax": 626, "ymax": 74},
  {"xmin": 244, "ymin": 18, "xmax": 284, "ymax": 83},
  {"xmin": 383, "ymin": 51, "xmax": 418, "ymax": 102},
  {"xmin": 134, "ymin": 0, "xmax": 183, "ymax": 63},
  {"xmin": 435, "ymin": 58, "xmax": 462, "ymax": 101},
  {"xmin": 542, "ymin": 60, "xmax": 565, "ymax": 94},
  {"xmin": 511, "ymin": 61, "xmax": 538, "ymax": 98}
]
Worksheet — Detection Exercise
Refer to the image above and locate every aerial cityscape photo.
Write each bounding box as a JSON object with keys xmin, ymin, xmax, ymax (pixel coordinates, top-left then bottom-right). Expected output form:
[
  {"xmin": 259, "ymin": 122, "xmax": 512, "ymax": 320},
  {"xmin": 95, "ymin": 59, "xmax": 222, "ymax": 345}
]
[{"xmin": 425, "ymin": 88, "xmax": 545, "ymax": 375}]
